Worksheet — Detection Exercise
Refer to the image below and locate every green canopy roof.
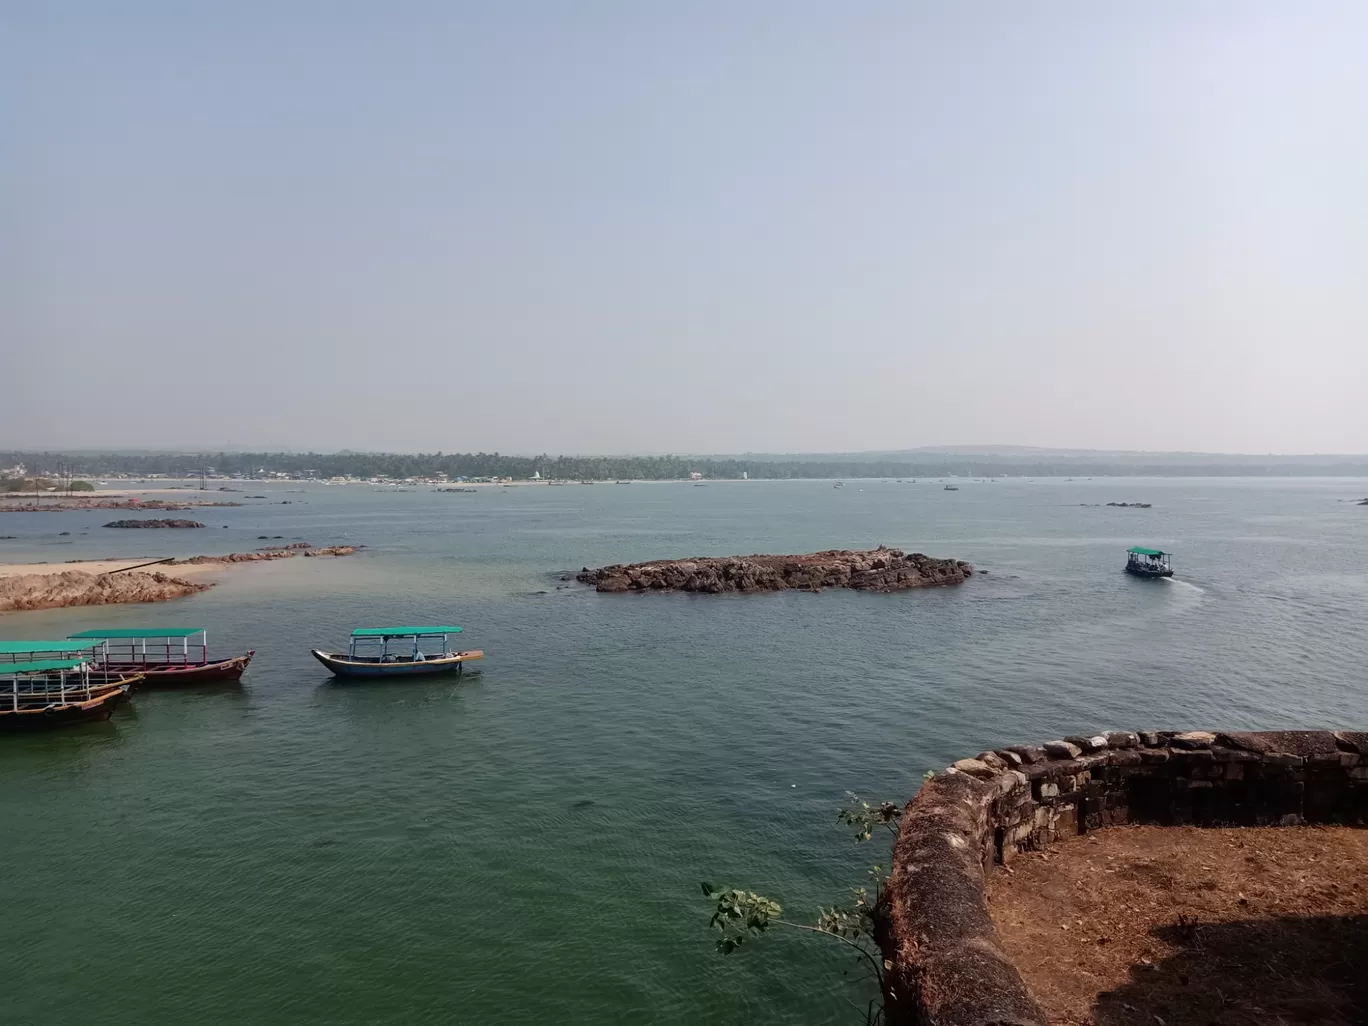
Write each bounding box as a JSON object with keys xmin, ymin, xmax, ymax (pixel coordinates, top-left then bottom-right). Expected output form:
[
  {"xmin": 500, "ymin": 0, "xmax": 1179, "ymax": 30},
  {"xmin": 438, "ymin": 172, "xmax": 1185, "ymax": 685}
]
[
  {"xmin": 69, "ymin": 628, "xmax": 204, "ymax": 639},
  {"xmin": 1127, "ymin": 547, "xmax": 1167, "ymax": 557},
  {"xmin": 351, "ymin": 626, "xmax": 463, "ymax": 637},
  {"xmin": 1, "ymin": 658, "xmax": 86, "ymax": 674},
  {"xmin": 0, "ymin": 640, "xmax": 99, "ymax": 655}
]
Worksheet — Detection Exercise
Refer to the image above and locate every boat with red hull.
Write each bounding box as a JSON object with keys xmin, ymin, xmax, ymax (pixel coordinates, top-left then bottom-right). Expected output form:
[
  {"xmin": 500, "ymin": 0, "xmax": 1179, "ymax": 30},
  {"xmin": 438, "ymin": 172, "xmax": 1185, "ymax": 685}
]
[
  {"xmin": 68, "ymin": 628, "xmax": 254, "ymax": 687},
  {"xmin": 99, "ymin": 652, "xmax": 254, "ymax": 684}
]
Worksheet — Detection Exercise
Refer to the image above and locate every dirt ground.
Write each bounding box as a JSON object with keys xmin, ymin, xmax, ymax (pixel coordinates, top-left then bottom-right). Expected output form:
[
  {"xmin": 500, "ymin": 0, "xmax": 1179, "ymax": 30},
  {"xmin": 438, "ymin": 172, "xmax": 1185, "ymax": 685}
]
[{"xmin": 986, "ymin": 825, "xmax": 1368, "ymax": 1026}]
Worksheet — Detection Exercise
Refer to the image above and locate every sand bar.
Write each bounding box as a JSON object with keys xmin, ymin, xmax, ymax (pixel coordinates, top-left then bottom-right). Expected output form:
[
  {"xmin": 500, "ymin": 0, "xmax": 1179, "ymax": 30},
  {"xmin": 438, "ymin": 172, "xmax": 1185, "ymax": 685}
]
[{"xmin": 0, "ymin": 559, "xmax": 224, "ymax": 579}]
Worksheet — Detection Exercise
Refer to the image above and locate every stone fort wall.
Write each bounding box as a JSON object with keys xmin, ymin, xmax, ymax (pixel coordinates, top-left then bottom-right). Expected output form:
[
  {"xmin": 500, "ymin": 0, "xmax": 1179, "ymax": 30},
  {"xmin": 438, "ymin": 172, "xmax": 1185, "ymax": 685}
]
[{"xmin": 876, "ymin": 729, "xmax": 1368, "ymax": 1026}]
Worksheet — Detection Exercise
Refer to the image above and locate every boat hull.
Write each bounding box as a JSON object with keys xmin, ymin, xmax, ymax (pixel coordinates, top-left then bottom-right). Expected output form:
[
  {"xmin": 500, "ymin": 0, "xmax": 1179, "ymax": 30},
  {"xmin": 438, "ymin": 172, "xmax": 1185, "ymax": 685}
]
[
  {"xmin": 311, "ymin": 649, "xmax": 484, "ymax": 679},
  {"xmin": 98, "ymin": 651, "xmax": 254, "ymax": 686},
  {"xmin": 0, "ymin": 683, "xmax": 131, "ymax": 732},
  {"xmin": 1124, "ymin": 564, "xmax": 1173, "ymax": 579}
]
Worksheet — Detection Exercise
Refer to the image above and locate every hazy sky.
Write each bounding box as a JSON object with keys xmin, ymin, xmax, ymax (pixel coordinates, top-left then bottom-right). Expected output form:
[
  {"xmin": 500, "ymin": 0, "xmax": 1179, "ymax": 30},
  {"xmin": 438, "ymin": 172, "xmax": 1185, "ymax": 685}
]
[{"xmin": 6, "ymin": 2, "xmax": 1366, "ymax": 454}]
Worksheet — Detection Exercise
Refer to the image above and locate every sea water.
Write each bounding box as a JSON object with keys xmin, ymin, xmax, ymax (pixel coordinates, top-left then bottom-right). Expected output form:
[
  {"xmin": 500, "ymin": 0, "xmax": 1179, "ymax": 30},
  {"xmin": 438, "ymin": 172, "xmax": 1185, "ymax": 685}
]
[{"xmin": 1, "ymin": 478, "xmax": 1366, "ymax": 1024}]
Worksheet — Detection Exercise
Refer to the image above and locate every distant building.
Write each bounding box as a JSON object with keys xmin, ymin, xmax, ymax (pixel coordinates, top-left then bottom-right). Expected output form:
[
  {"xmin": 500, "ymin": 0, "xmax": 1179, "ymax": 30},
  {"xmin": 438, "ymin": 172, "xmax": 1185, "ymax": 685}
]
[{"xmin": 690, "ymin": 472, "xmax": 703, "ymax": 481}]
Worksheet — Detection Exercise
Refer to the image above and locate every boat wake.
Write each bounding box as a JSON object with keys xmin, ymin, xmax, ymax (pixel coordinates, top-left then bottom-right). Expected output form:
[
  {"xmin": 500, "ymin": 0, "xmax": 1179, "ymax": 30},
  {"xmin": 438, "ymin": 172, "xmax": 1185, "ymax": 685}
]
[{"xmin": 1167, "ymin": 578, "xmax": 1206, "ymax": 596}]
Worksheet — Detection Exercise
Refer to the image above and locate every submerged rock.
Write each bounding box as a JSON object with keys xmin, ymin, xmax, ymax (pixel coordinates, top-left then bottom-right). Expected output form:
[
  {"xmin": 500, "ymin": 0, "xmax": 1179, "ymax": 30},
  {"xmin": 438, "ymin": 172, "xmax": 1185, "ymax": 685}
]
[{"xmin": 577, "ymin": 546, "xmax": 973, "ymax": 594}]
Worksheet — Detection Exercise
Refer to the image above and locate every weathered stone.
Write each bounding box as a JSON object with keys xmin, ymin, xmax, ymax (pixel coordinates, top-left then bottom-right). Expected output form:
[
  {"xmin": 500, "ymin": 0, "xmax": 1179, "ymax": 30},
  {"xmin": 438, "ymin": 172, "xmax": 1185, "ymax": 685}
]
[
  {"xmin": 975, "ymin": 751, "xmax": 1009, "ymax": 772},
  {"xmin": 951, "ymin": 758, "xmax": 997, "ymax": 779},
  {"xmin": 1139, "ymin": 731, "xmax": 1163, "ymax": 747},
  {"xmin": 1333, "ymin": 731, "xmax": 1368, "ymax": 755},
  {"xmin": 1172, "ymin": 731, "xmax": 1217, "ymax": 749},
  {"xmin": 1210, "ymin": 747, "xmax": 1260, "ymax": 762},
  {"xmin": 1139, "ymin": 749, "xmax": 1171, "ymax": 764},
  {"xmin": 994, "ymin": 749, "xmax": 1024, "ymax": 768},
  {"xmin": 1220, "ymin": 730, "xmax": 1339, "ymax": 757},
  {"xmin": 1104, "ymin": 731, "xmax": 1140, "ymax": 748},
  {"xmin": 881, "ymin": 772, "xmax": 1048, "ymax": 1026},
  {"xmin": 1038, "ymin": 782, "xmax": 1059, "ymax": 799},
  {"xmin": 1005, "ymin": 744, "xmax": 1046, "ymax": 764},
  {"xmin": 992, "ymin": 771, "xmax": 1027, "ymax": 797},
  {"xmin": 1262, "ymin": 753, "xmax": 1304, "ymax": 767},
  {"xmin": 1044, "ymin": 740, "xmax": 1083, "ymax": 760}
]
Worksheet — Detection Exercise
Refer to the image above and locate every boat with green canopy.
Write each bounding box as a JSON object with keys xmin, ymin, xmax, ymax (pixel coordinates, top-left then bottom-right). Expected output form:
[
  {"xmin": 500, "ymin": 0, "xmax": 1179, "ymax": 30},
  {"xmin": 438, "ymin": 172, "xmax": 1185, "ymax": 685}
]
[
  {"xmin": 1124, "ymin": 546, "xmax": 1173, "ymax": 579},
  {"xmin": 67, "ymin": 627, "xmax": 254, "ymax": 685},
  {"xmin": 0, "ymin": 658, "xmax": 140, "ymax": 731},
  {"xmin": 0, "ymin": 640, "xmax": 104, "ymax": 663},
  {"xmin": 311, "ymin": 626, "xmax": 484, "ymax": 679}
]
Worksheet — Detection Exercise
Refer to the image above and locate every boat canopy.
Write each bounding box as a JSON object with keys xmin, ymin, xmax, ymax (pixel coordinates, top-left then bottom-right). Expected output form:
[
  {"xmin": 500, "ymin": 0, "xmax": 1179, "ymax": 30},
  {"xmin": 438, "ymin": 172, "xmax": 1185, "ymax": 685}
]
[
  {"xmin": 1, "ymin": 658, "xmax": 86, "ymax": 675},
  {"xmin": 1127, "ymin": 547, "xmax": 1166, "ymax": 557},
  {"xmin": 0, "ymin": 640, "xmax": 97, "ymax": 655},
  {"xmin": 69, "ymin": 628, "xmax": 204, "ymax": 639},
  {"xmin": 351, "ymin": 626, "xmax": 462, "ymax": 637}
]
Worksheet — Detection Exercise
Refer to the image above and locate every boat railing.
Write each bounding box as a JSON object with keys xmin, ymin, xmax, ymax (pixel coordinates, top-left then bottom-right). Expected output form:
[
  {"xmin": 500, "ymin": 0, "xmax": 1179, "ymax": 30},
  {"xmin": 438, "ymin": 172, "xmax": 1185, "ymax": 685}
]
[{"xmin": 3, "ymin": 669, "xmax": 120, "ymax": 711}]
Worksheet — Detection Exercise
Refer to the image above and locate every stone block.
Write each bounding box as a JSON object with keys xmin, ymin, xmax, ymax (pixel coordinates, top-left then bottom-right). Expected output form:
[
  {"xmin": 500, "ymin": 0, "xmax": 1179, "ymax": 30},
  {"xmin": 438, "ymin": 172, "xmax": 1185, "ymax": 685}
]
[
  {"xmin": 995, "ymin": 749, "xmax": 1024, "ymax": 768},
  {"xmin": 1262, "ymin": 754, "xmax": 1304, "ymax": 767},
  {"xmin": 1225, "ymin": 762, "xmax": 1245, "ymax": 781},
  {"xmin": 1109, "ymin": 749, "xmax": 1143, "ymax": 768},
  {"xmin": 1038, "ymin": 781, "xmax": 1059, "ymax": 799},
  {"xmin": 1139, "ymin": 731, "xmax": 1164, "ymax": 746},
  {"xmin": 952, "ymin": 758, "xmax": 997, "ymax": 779},
  {"xmin": 993, "ymin": 770, "xmax": 1028, "ymax": 797},
  {"xmin": 1222, "ymin": 731, "xmax": 1338, "ymax": 757},
  {"xmin": 1210, "ymin": 747, "xmax": 1260, "ymax": 762},
  {"xmin": 1044, "ymin": 740, "xmax": 1083, "ymax": 759},
  {"xmin": 1140, "ymin": 749, "xmax": 1171, "ymax": 764},
  {"xmin": 1172, "ymin": 731, "xmax": 1217, "ymax": 749},
  {"xmin": 1065, "ymin": 734, "xmax": 1110, "ymax": 753},
  {"xmin": 1005, "ymin": 744, "xmax": 1046, "ymax": 764},
  {"xmin": 1333, "ymin": 731, "xmax": 1368, "ymax": 755},
  {"xmin": 1105, "ymin": 731, "xmax": 1140, "ymax": 748},
  {"xmin": 977, "ymin": 751, "xmax": 1010, "ymax": 772}
]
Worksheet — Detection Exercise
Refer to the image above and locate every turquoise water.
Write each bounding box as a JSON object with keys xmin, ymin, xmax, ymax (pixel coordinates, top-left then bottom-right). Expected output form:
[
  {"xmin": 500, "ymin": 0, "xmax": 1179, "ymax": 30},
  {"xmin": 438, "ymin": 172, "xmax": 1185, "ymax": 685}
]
[{"xmin": 2, "ymin": 478, "xmax": 1367, "ymax": 1024}]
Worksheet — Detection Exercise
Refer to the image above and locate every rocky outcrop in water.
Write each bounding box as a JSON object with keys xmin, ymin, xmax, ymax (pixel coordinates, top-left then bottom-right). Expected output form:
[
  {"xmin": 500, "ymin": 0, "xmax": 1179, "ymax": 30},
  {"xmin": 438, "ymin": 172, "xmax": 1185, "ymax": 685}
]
[
  {"xmin": 104, "ymin": 518, "xmax": 206, "ymax": 529},
  {"xmin": 577, "ymin": 546, "xmax": 972, "ymax": 594},
  {"xmin": 0, "ymin": 570, "xmax": 209, "ymax": 613},
  {"xmin": 168, "ymin": 544, "xmax": 358, "ymax": 565}
]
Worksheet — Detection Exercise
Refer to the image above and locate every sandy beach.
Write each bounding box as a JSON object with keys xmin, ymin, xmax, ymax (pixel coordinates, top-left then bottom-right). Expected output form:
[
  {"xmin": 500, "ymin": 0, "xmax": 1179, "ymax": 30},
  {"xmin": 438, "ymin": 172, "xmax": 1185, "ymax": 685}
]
[{"xmin": 0, "ymin": 558, "xmax": 226, "ymax": 580}]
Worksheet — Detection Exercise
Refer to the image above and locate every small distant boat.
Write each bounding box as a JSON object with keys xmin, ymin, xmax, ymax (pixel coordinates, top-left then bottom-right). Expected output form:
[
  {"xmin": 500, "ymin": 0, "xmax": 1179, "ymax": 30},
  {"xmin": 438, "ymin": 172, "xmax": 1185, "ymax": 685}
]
[
  {"xmin": 943, "ymin": 485, "xmax": 959, "ymax": 491},
  {"xmin": 312, "ymin": 626, "xmax": 484, "ymax": 679},
  {"xmin": 0, "ymin": 658, "xmax": 139, "ymax": 731},
  {"xmin": 834, "ymin": 482, "xmax": 844, "ymax": 489},
  {"xmin": 1124, "ymin": 547, "xmax": 1173, "ymax": 579},
  {"xmin": 69, "ymin": 628, "xmax": 253, "ymax": 686}
]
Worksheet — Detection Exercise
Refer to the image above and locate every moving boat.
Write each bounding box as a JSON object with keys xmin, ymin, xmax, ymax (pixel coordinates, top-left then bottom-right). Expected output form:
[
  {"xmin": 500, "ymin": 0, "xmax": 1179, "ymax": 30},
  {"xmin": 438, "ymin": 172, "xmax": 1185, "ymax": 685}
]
[
  {"xmin": 0, "ymin": 658, "xmax": 139, "ymax": 731},
  {"xmin": 68, "ymin": 628, "xmax": 254, "ymax": 685},
  {"xmin": 943, "ymin": 485, "xmax": 959, "ymax": 491},
  {"xmin": 1124, "ymin": 546, "xmax": 1174, "ymax": 579},
  {"xmin": 311, "ymin": 626, "xmax": 484, "ymax": 679}
]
